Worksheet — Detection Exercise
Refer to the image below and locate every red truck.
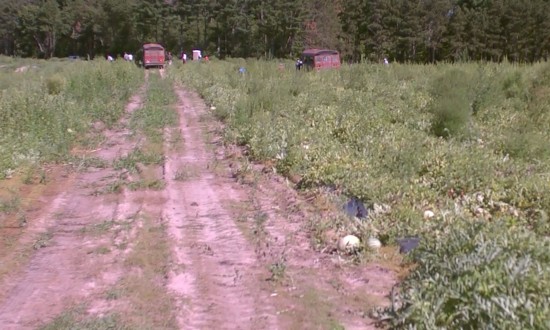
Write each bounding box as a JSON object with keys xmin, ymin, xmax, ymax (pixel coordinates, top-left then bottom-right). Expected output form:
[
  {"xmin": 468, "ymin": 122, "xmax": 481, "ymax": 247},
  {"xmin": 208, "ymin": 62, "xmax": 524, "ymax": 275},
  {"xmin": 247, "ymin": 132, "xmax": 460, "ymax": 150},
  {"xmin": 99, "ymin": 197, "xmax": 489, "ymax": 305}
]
[
  {"xmin": 142, "ymin": 43, "xmax": 165, "ymax": 69},
  {"xmin": 302, "ymin": 49, "xmax": 341, "ymax": 71}
]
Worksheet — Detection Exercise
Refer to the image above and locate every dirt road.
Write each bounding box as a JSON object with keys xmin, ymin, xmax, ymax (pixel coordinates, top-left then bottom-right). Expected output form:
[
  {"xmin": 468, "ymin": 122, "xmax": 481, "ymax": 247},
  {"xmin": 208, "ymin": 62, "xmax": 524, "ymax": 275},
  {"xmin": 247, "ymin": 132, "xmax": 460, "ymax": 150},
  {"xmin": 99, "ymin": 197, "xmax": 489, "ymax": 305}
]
[
  {"xmin": 0, "ymin": 71, "xmax": 396, "ymax": 329},
  {"xmin": 164, "ymin": 87, "xmax": 279, "ymax": 329}
]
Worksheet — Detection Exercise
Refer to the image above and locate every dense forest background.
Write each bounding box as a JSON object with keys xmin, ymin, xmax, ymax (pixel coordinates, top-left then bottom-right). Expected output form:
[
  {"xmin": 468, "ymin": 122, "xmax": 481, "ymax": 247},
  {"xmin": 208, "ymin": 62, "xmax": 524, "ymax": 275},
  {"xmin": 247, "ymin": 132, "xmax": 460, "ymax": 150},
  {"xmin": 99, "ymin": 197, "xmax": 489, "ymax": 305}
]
[{"xmin": 1, "ymin": 0, "xmax": 549, "ymax": 63}]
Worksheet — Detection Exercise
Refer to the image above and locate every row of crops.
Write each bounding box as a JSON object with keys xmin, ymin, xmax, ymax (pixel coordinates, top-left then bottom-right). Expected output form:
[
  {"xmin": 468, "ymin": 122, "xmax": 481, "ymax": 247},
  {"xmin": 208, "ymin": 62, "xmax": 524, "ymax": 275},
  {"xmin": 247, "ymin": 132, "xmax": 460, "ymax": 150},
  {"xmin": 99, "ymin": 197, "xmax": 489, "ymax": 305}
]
[
  {"xmin": 174, "ymin": 59, "xmax": 550, "ymax": 328},
  {"xmin": 0, "ymin": 56, "xmax": 143, "ymax": 179}
]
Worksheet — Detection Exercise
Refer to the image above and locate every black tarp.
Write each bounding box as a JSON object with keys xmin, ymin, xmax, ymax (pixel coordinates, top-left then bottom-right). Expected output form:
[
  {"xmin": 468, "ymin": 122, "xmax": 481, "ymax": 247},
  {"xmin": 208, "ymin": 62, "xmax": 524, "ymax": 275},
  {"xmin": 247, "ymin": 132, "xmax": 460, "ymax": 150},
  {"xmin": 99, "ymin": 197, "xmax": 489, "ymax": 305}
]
[
  {"xmin": 343, "ymin": 197, "xmax": 368, "ymax": 219},
  {"xmin": 397, "ymin": 237, "xmax": 421, "ymax": 254}
]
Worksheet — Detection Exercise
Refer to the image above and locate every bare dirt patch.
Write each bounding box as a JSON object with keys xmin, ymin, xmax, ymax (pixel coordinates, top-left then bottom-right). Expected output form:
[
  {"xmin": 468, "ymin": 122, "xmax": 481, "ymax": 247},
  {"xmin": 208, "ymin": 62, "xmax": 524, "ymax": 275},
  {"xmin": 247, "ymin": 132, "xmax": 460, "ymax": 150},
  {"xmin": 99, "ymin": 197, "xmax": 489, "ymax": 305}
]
[
  {"xmin": 164, "ymin": 86, "xmax": 279, "ymax": 329},
  {"xmin": 222, "ymin": 157, "xmax": 399, "ymax": 329}
]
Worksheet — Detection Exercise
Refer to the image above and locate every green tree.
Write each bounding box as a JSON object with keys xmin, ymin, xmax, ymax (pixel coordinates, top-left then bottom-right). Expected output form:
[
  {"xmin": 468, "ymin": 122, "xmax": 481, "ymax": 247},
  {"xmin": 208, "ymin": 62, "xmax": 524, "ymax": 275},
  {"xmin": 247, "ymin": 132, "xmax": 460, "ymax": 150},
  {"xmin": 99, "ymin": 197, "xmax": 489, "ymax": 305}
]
[
  {"xmin": 17, "ymin": 0, "xmax": 68, "ymax": 58},
  {"xmin": 0, "ymin": 1, "xmax": 32, "ymax": 55},
  {"xmin": 339, "ymin": 0, "xmax": 368, "ymax": 61},
  {"xmin": 302, "ymin": 0, "xmax": 343, "ymax": 52},
  {"xmin": 440, "ymin": 5, "xmax": 469, "ymax": 61}
]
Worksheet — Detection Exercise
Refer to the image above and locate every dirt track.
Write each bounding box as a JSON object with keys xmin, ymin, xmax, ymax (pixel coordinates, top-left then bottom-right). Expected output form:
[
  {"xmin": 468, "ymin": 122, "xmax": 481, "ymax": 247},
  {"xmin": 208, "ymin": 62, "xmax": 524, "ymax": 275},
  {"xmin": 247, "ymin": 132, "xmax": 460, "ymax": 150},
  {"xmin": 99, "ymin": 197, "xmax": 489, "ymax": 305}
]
[
  {"xmin": 165, "ymin": 87, "xmax": 279, "ymax": 329},
  {"xmin": 0, "ymin": 71, "xmax": 396, "ymax": 329}
]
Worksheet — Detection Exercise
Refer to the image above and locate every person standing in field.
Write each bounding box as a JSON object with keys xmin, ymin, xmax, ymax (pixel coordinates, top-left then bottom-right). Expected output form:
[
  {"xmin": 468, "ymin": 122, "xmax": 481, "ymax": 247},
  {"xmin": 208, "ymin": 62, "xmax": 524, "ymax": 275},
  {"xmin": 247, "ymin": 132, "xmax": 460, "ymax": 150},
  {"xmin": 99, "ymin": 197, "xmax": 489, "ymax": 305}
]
[
  {"xmin": 167, "ymin": 52, "xmax": 173, "ymax": 65},
  {"xmin": 182, "ymin": 52, "xmax": 187, "ymax": 64},
  {"xmin": 295, "ymin": 58, "xmax": 303, "ymax": 70}
]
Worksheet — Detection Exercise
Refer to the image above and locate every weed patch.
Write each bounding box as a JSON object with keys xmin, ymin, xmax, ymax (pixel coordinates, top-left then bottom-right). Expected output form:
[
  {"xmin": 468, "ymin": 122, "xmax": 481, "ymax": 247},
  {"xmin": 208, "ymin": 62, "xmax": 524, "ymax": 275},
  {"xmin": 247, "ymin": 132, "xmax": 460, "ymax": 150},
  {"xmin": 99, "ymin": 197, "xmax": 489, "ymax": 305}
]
[
  {"xmin": 130, "ymin": 72, "xmax": 177, "ymax": 141},
  {"xmin": 112, "ymin": 214, "xmax": 177, "ymax": 328},
  {"xmin": 429, "ymin": 69, "xmax": 474, "ymax": 138},
  {"xmin": 0, "ymin": 194, "xmax": 20, "ymax": 215},
  {"xmin": 173, "ymin": 165, "xmax": 199, "ymax": 181},
  {"xmin": 127, "ymin": 179, "xmax": 165, "ymax": 191},
  {"xmin": 113, "ymin": 148, "xmax": 164, "ymax": 173},
  {"xmin": 69, "ymin": 156, "xmax": 109, "ymax": 171},
  {"xmin": 80, "ymin": 220, "xmax": 116, "ymax": 236},
  {"xmin": 33, "ymin": 230, "xmax": 53, "ymax": 250},
  {"xmin": 0, "ymin": 60, "xmax": 143, "ymax": 178},
  {"xmin": 39, "ymin": 307, "xmax": 130, "ymax": 330}
]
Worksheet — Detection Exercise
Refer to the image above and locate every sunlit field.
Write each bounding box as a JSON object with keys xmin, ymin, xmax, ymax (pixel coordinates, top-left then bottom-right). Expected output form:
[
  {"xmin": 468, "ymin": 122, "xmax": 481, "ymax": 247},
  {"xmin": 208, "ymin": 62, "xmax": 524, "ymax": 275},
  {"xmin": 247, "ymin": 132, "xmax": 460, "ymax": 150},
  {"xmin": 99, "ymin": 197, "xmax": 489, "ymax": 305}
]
[
  {"xmin": 175, "ymin": 59, "xmax": 550, "ymax": 328},
  {"xmin": 0, "ymin": 55, "xmax": 143, "ymax": 179},
  {"xmin": 1, "ymin": 54, "xmax": 549, "ymax": 328}
]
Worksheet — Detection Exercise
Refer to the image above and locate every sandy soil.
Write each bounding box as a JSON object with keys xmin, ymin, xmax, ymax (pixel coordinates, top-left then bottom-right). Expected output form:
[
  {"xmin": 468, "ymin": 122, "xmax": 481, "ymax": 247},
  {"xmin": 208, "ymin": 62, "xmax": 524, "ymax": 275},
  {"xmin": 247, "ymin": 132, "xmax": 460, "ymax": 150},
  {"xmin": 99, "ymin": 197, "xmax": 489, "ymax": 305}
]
[
  {"xmin": 0, "ymin": 72, "xmax": 397, "ymax": 330},
  {"xmin": 164, "ymin": 86, "xmax": 279, "ymax": 329}
]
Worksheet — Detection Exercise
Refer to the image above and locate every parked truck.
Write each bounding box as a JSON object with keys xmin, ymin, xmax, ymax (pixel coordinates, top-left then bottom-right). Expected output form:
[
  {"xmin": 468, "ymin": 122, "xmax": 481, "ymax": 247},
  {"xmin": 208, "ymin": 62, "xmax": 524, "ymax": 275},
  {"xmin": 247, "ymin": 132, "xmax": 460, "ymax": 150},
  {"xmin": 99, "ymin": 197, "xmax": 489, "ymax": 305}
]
[
  {"xmin": 142, "ymin": 43, "xmax": 166, "ymax": 69},
  {"xmin": 301, "ymin": 49, "xmax": 341, "ymax": 71}
]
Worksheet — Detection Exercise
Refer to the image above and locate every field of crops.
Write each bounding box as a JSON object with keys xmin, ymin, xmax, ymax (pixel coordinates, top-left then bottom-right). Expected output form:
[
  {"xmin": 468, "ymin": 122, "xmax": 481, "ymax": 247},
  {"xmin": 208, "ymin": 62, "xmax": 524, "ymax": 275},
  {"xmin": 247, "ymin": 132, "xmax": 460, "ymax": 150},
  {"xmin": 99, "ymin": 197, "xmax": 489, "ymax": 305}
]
[
  {"xmin": 1, "ymin": 54, "xmax": 549, "ymax": 328},
  {"xmin": 175, "ymin": 59, "xmax": 550, "ymax": 328},
  {"xmin": 0, "ymin": 56, "xmax": 143, "ymax": 180}
]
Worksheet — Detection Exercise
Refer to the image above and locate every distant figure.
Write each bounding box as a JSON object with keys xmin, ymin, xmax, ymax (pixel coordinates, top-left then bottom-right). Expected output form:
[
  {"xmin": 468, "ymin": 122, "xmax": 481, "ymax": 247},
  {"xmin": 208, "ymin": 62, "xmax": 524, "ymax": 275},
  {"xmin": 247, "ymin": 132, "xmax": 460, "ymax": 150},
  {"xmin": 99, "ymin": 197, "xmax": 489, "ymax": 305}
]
[
  {"xmin": 107, "ymin": 55, "xmax": 114, "ymax": 62},
  {"xmin": 123, "ymin": 52, "xmax": 129, "ymax": 61},
  {"xmin": 182, "ymin": 52, "xmax": 187, "ymax": 64},
  {"xmin": 384, "ymin": 57, "xmax": 389, "ymax": 65},
  {"xmin": 295, "ymin": 58, "xmax": 303, "ymax": 71},
  {"xmin": 204, "ymin": 55, "xmax": 209, "ymax": 62},
  {"xmin": 167, "ymin": 52, "xmax": 173, "ymax": 65}
]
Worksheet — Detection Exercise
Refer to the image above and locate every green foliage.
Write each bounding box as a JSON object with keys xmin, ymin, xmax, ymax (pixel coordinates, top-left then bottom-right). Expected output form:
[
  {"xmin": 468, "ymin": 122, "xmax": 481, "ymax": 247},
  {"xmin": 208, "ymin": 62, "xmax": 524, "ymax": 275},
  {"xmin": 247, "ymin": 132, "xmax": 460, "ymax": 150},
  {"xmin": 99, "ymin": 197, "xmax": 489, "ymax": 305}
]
[
  {"xmin": 113, "ymin": 148, "xmax": 164, "ymax": 173},
  {"xmin": 176, "ymin": 60, "xmax": 550, "ymax": 245},
  {"xmin": 127, "ymin": 179, "xmax": 165, "ymax": 191},
  {"xmin": 0, "ymin": 194, "xmax": 20, "ymax": 214},
  {"xmin": 0, "ymin": 59, "xmax": 143, "ymax": 178},
  {"xmin": 379, "ymin": 220, "xmax": 550, "ymax": 329},
  {"xmin": 429, "ymin": 69, "xmax": 473, "ymax": 138},
  {"xmin": 161, "ymin": 61, "xmax": 550, "ymax": 329},
  {"xmin": 40, "ymin": 310, "xmax": 130, "ymax": 330},
  {"xmin": 44, "ymin": 74, "xmax": 66, "ymax": 95},
  {"xmin": 130, "ymin": 72, "xmax": 177, "ymax": 140},
  {"xmin": 3, "ymin": 0, "xmax": 550, "ymax": 62},
  {"xmin": 33, "ymin": 231, "xmax": 53, "ymax": 250}
]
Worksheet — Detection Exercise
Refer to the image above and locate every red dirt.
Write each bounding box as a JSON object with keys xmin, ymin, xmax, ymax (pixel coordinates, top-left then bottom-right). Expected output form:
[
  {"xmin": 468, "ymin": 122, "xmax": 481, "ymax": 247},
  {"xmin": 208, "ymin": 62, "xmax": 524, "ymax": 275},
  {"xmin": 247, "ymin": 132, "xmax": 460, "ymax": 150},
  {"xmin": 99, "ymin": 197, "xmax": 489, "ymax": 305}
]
[{"xmin": 0, "ymin": 74, "xmax": 397, "ymax": 329}]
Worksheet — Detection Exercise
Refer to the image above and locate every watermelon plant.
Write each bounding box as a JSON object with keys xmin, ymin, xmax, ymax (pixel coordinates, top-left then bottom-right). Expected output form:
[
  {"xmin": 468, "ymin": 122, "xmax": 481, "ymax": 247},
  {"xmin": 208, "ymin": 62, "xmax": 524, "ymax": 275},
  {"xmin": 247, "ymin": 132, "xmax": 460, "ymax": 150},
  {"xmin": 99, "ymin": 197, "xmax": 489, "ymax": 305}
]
[{"xmin": 175, "ymin": 59, "xmax": 550, "ymax": 328}]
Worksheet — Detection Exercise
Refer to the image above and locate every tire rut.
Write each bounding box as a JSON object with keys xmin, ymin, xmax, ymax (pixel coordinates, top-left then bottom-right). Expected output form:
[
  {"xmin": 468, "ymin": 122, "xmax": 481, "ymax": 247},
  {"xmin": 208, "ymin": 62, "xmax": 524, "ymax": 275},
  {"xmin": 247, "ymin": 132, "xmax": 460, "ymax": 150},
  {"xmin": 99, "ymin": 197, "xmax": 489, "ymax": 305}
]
[{"xmin": 164, "ymin": 87, "xmax": 278, "ymax": 329}]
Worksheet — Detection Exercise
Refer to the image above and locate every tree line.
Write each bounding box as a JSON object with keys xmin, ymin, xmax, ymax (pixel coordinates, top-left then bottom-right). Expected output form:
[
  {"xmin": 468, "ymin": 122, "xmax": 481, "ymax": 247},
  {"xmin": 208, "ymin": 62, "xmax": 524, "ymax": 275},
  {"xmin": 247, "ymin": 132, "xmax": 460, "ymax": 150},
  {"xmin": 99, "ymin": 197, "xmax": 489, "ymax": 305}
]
[{"xmin": 1, "ymin": 0, "xmax": 549, "ymax": 63}]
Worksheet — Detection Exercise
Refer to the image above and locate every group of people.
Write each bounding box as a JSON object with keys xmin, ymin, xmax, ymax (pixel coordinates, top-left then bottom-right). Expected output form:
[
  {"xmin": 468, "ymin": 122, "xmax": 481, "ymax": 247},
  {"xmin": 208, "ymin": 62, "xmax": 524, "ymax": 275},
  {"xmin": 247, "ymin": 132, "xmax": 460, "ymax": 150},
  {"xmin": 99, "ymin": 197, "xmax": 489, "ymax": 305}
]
[
  {"xmin": 179, "ymin": 51, "xmax": 209, "ymax": 63},
  {"xmin": 106, "ymin": 52, "xmax": 133, "ymax": 62},
  {"xmin": 107, "ymin": 50, "xmax": 214, "ymax": 64},
  {"xmin": 123, "ymin": 52, "xmax": 134, "ymax": 61}
]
